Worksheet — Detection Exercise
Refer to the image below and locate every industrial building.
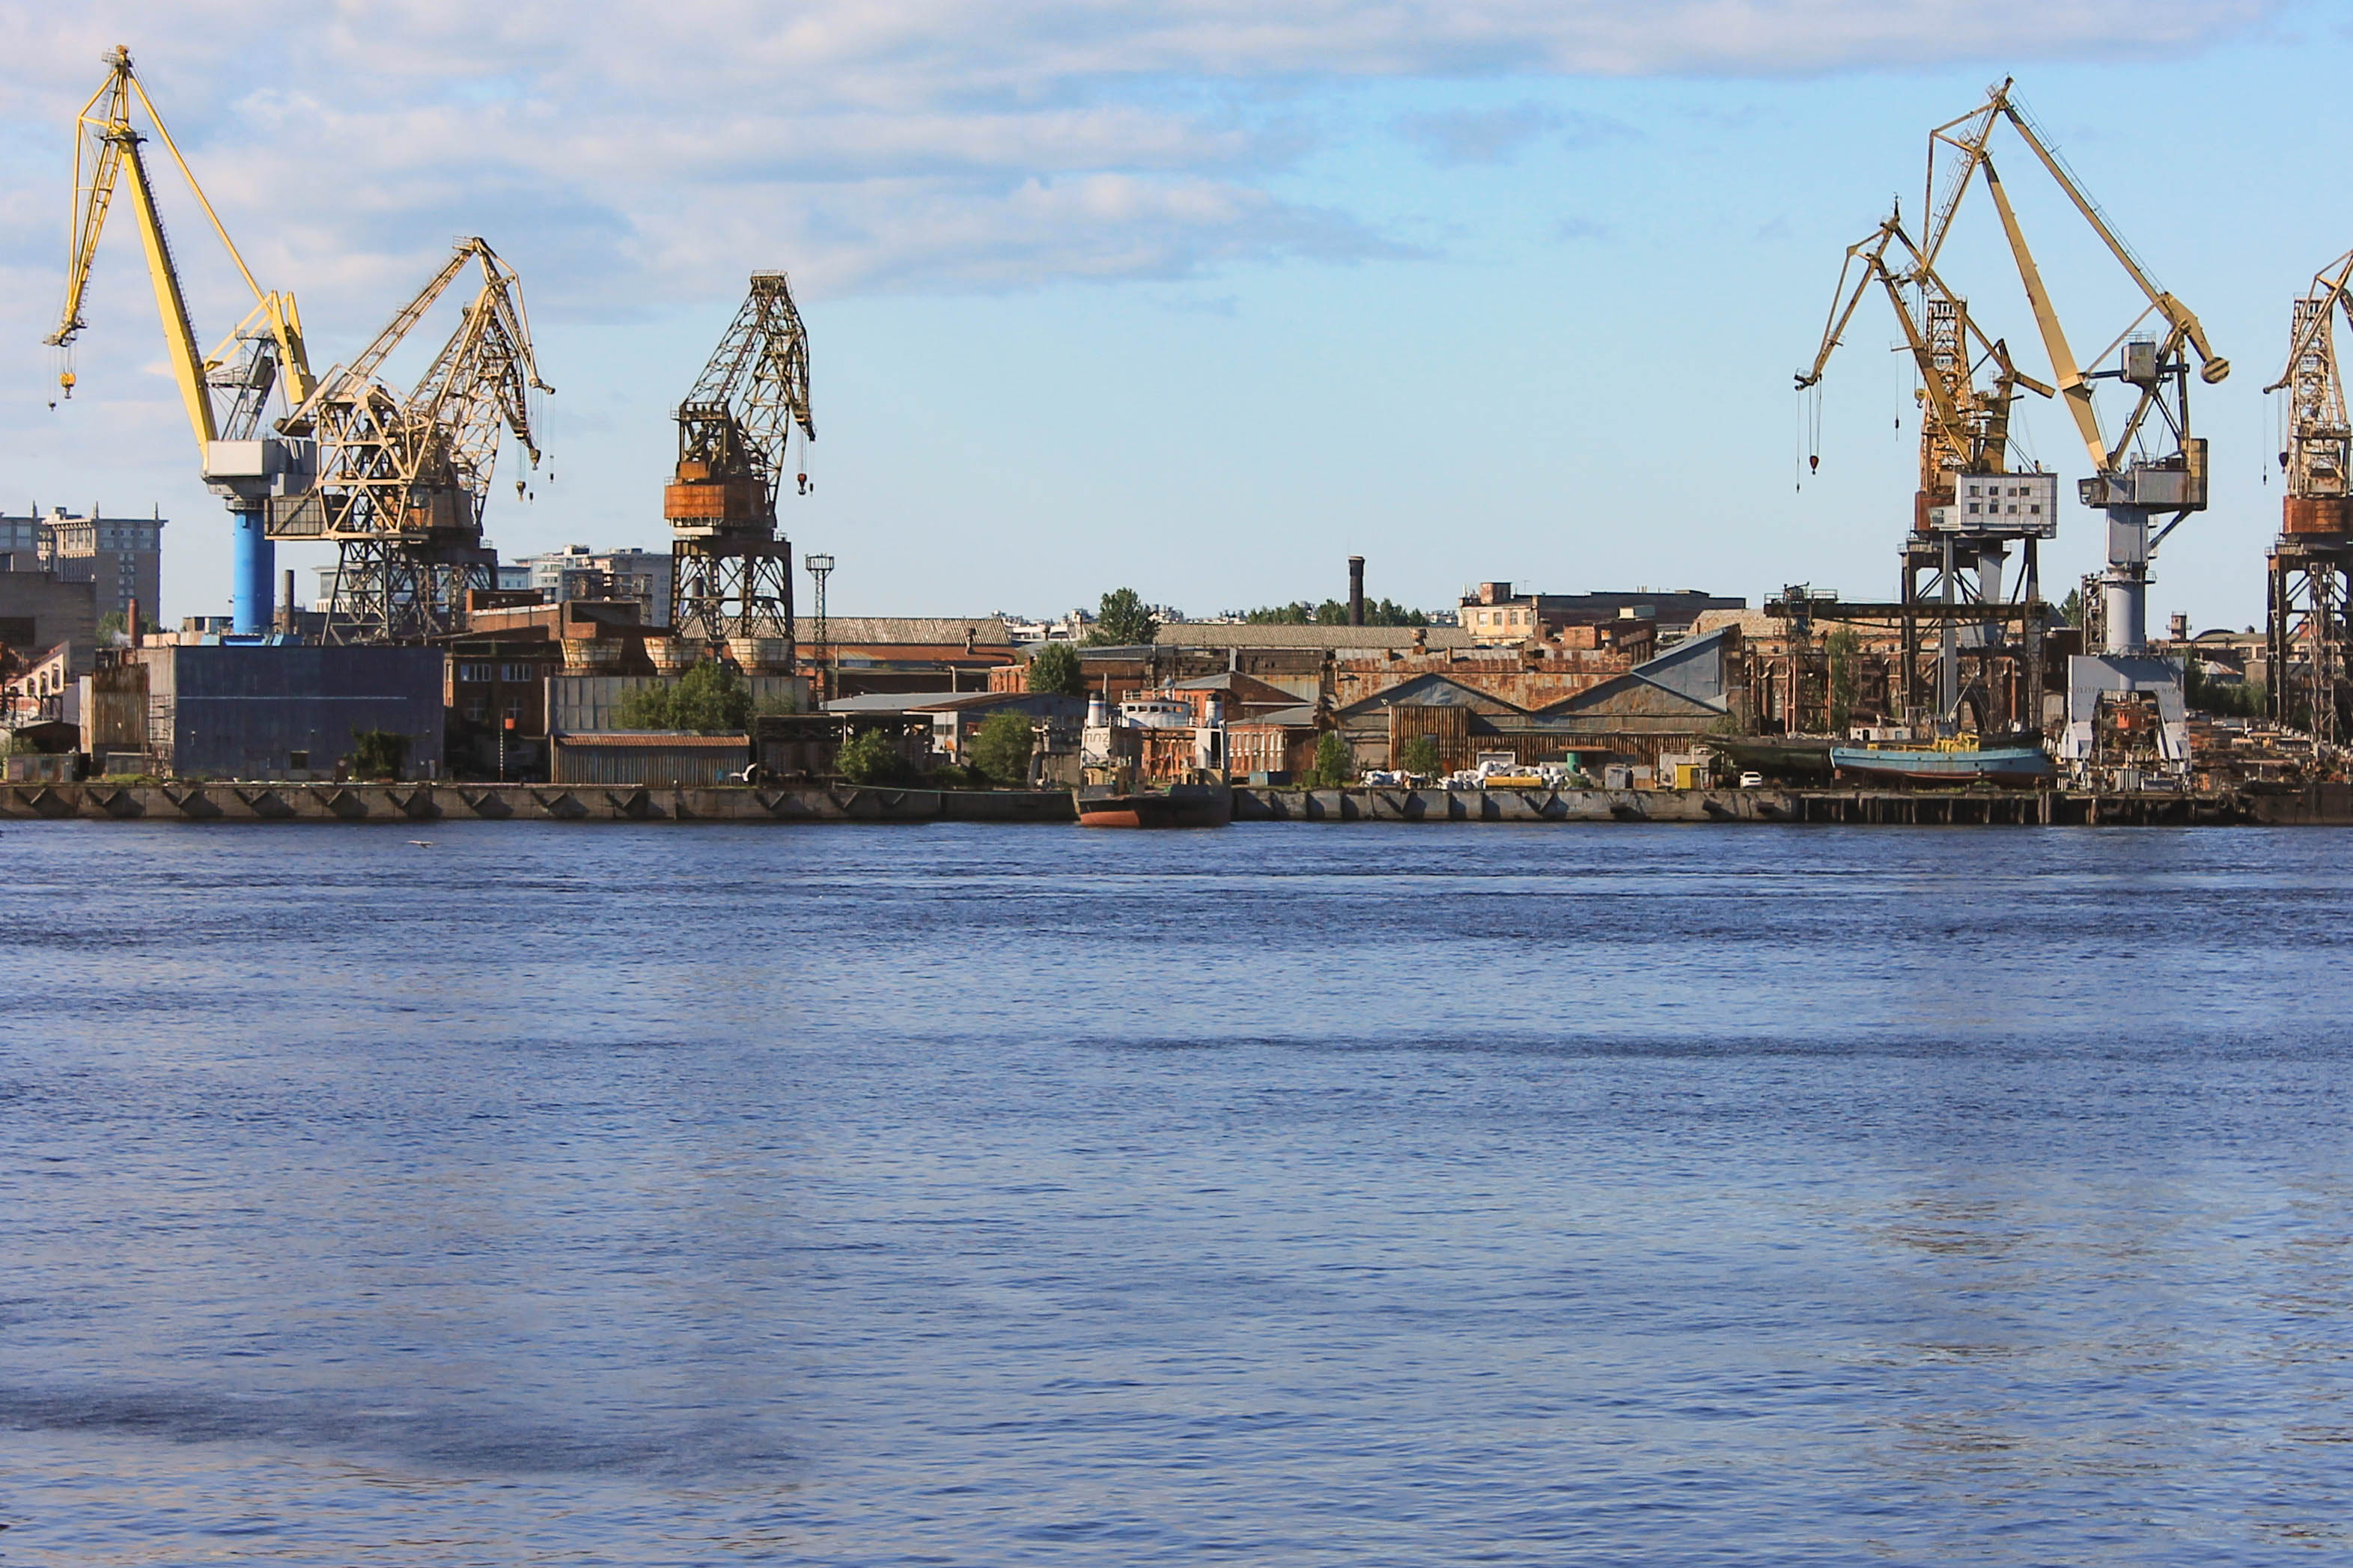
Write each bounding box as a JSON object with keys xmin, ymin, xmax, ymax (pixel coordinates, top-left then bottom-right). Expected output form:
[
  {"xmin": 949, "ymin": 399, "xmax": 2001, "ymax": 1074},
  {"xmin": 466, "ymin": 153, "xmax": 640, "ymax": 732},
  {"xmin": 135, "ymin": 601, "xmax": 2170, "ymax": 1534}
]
[
  {"xmin": 1456, "ymin": 583, "xmax": 1744, "ymax": 644},
  {"xmin": 82, "ymin": 644, "xmax": 446, "ymax": 779}
]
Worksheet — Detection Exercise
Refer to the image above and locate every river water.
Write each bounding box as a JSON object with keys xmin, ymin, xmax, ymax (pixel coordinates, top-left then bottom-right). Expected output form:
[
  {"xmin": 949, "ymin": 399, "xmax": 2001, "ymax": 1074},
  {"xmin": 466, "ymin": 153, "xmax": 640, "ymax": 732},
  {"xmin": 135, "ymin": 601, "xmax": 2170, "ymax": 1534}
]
[{"xmin": 2, "ymin": 822, "xmax": 2349, "ymax": 1565}]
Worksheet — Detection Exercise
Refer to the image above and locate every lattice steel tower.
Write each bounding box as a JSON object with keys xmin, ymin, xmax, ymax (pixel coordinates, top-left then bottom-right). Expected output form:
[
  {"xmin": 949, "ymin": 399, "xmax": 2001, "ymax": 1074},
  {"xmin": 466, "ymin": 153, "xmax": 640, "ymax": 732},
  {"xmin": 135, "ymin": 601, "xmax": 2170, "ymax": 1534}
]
[{"xmin": 666, "ymin": 273, "xmax": 814, "ymax": 654}]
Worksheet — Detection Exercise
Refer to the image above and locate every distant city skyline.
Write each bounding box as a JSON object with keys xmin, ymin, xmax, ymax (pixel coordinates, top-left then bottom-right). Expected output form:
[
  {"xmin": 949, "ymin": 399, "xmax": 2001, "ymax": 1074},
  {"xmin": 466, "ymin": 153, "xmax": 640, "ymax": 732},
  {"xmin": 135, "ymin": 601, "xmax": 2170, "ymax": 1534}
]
[{"xmin": 1, "ymin": 2, "xmax": 2342, "ymax": 632}]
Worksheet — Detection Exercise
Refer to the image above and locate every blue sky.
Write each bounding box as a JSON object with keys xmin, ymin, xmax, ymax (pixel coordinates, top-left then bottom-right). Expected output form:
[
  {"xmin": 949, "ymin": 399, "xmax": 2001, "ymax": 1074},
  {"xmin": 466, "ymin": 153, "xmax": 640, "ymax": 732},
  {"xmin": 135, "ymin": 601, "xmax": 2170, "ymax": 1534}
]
[{"xmin": 0, "ymin": 1, "xmax": 2341, "ymax": 630}]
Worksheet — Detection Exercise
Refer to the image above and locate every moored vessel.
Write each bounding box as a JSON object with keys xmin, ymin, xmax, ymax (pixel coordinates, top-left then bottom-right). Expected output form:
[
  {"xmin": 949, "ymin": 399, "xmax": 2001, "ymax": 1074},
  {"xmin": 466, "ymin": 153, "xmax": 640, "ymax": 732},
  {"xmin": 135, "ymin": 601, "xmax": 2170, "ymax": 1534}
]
[
  {"xmin": 1074, "ymin": 782, "xmax": 1232, "ymax": 828},
  {"xmin": 1829, "ymin": 734, "xmax": 2053, "ymax": 787}
]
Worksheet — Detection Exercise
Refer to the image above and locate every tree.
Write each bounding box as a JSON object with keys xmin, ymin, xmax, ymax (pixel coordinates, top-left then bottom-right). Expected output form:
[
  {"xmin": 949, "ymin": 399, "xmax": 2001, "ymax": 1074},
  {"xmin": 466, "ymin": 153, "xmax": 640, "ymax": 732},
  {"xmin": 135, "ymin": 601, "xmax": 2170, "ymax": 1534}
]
[
  {"xmin": 1308, "ymin": 730, "xmax": 1354, "ymax": 788},
  {"xmin": 2060, "ymin": 588, "xmax": 2083, "ymax": 628},
  {"xmin": 1087, "ymin": 587, "xmax": 1158, "ymax": 646},
  {"xmin": 1824, "ymin": 626, "xmax": 1859, "ymax": 731},
  {"xmin": 1240, "ymin": 597, "xmax": 1428, "ymax": 627},
  {"xmin": 967, "ymin": 710, "xmax": 1036, "ymax": 787},
  {"xmin": 1398, "ymin": 733, "xmax": 1442, "ymax": 778},
  {"xmin": 836, "ymin": 729, "xmax": 907, "ymax": 784},
  {"xmin": 614, "ymin": 661, "xmax": 753, "ymax": 732},
  {"xmin": 1027, "ymin": 641, "xmax": 1085, "ymax": 696},
  {"xmin": 351, "ymin": 728, "xmax": 410, "ymax": 779}
]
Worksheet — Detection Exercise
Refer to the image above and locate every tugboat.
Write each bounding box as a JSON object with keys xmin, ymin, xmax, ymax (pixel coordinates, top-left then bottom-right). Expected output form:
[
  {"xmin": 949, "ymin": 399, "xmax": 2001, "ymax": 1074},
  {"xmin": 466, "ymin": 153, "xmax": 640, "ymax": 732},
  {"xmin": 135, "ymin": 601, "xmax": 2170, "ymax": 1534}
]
[
  {"xmin": 1073, "ymin": 781, "xmax": 1232, "ymax": 828},
  {"xmin": 1829, "ymin": 731, "xmax": 2053, "ymax": 787}
]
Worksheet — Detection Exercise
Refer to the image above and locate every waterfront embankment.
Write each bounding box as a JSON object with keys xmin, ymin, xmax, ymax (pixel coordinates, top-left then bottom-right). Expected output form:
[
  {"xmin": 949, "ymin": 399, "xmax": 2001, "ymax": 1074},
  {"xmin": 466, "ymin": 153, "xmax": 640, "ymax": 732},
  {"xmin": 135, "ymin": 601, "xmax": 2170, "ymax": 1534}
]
[{"xmin": 4, "ymin": 780, "xmax": 2348, "ymax": 824}]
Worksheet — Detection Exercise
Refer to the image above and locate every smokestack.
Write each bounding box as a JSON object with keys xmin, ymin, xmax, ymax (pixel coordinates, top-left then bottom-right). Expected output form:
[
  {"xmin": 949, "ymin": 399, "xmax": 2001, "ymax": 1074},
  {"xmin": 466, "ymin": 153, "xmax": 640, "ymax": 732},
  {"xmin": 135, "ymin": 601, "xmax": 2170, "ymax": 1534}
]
[
  {"xmin": 1348, "ymin": 555, "xmax": 1366, "ymax": 627},
  {"xmin": 282, "ymin": 569, "xmax": 296, "ymax": 634},
  {"xmin": 126, "ymin": 595, "xmax": 140, "ymax": 649}
]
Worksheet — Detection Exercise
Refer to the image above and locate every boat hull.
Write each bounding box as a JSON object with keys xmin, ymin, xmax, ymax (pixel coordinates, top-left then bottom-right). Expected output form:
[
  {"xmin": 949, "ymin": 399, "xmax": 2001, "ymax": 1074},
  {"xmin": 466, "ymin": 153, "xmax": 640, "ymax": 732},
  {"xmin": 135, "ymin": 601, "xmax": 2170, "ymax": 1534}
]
[
  {"xmin": 1074, "ymin": 785, "xmax": 1232, "ymax": 828},
  {"xmin": 1830, "ymin": 745, "xmax": 2052, "ymax": 787}
]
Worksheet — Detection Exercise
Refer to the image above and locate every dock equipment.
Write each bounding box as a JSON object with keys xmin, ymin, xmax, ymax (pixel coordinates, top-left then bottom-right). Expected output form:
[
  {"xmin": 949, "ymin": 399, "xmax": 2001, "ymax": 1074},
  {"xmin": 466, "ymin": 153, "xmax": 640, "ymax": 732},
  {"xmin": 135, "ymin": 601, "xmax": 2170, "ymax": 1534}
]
[
  {"xmin": 2262, "ymin": 251, "xmax": 2353, "ymax": 742},
  {"xmin": 1797, "ymin": 79, "xmax": 2227, "ymax": 781},
  {"xmin": 273, "ymin": 240, "xmax": 550, "ymax": 642},
  {"xmin": 664, "ymin": 273, "xmax": 815, "ymax": 654},
  {"xmin": 45, "ymin": 46, "xmax": 314, "ymax": 637}
]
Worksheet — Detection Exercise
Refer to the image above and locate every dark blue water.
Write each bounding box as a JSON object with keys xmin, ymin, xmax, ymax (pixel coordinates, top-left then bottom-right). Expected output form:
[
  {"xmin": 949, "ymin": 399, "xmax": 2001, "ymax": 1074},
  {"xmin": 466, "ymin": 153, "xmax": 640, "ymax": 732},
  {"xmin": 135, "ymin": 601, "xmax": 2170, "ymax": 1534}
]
[{"xmin": 2, "ymin": 822, "xmax": 2349, "ymax": 1565}]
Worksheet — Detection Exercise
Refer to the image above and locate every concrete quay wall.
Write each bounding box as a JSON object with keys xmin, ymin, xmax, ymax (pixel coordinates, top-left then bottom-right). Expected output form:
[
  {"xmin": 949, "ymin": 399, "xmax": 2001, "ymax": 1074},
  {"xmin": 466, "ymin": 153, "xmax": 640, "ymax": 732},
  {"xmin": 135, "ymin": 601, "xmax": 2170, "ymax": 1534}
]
[
  {"xmin": 0, "ymin": 782, "xmax": 1077, "ymax": 825},
  {"xmin": 0, "ymin": 781, "xmax": 2326, "ymax": 826}
]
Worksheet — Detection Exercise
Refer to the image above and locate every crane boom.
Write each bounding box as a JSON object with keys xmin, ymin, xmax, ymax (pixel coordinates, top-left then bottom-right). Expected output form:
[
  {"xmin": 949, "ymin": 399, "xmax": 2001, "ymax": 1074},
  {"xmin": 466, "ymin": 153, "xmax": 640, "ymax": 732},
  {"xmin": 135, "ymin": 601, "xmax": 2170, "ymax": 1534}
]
[{"xmin": 45, "ymin": 45, "xmax": 317, "ymax": 635}]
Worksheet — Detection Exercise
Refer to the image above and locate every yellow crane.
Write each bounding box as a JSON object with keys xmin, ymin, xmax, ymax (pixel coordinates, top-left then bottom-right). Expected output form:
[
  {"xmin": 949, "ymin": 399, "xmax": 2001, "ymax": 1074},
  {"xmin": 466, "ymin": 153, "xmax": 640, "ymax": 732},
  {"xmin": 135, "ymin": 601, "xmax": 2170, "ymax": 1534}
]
[
  {"xmin": 44, "ymin": 45, "xmax": 315, "ymax": 635},
  {"xmin": 2260, "ymin": 250, "xmax": 2353, "ymax": 739},
  {"xmin": 277, "ymin": 239, "xmax": 551, "ymax": 643},
  {"xmin": 1796, "ymin": 207, "xmax": 2056, "ymax": 731},
  {"xmin": 1914, "ymin": 79, "xmax": 2227, "ymax": 775}
]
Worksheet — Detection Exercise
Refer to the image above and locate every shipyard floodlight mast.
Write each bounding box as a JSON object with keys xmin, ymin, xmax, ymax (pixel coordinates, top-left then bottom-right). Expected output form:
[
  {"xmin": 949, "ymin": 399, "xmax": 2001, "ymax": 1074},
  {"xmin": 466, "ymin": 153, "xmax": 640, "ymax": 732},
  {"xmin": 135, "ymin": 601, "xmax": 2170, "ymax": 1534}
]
[
  {"xmin": 2262, "ymin": 250, "xmax": 2353, "ymax": 742},
  {"xmin": 1798, "ymin": 208, "xmax": 2057, "ymax": 733},
  {"xmin": 46, "ymin": 45, "xmax": 316, "ymax": 635},
  {"xmin": 276, "ymin": 239, "xmax": 551, "ymax": 643},
  {"xmin": 666, "ymin": 273, "xmax": 815, "ymax": 657}
]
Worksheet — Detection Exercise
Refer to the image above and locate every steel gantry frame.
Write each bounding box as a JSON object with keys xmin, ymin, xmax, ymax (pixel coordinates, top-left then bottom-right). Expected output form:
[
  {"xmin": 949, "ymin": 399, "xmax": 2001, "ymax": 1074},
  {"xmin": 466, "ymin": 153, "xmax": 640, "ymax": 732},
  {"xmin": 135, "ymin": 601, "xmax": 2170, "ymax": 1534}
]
[
  {"xmin": 275, "ymin": 239, "xmax": 550, "ymax": 643},
  {"xmin": 664, "ymin": 272, "xmax": 815, "ymax": 655},
  {"xmin": 2263, "ymin": 252, "xmax": 2353, "ymax": 743}
]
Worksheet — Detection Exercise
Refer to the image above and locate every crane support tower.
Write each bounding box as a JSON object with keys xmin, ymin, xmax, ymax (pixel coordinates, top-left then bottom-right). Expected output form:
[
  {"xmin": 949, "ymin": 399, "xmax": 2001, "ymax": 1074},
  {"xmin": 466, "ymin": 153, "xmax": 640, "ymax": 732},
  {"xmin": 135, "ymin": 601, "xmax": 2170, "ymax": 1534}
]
[
  {"xmin": 276, "ymin": 239, "xmax": 550, "ymax": 643},
  {"xmin": 665, "ymin": 272, "xmax": 814, "ymax": 666},
  {"xmin": 2262, "ymin": 251, "xmax": 2353, "ymax": 743},
  {"xmin": 46, "ymin": 45, "xmax": 316, "ymax": 636},
  {"xmin": 1799, "ymin": 210, "xmax": 2057, "ymax": 733}
]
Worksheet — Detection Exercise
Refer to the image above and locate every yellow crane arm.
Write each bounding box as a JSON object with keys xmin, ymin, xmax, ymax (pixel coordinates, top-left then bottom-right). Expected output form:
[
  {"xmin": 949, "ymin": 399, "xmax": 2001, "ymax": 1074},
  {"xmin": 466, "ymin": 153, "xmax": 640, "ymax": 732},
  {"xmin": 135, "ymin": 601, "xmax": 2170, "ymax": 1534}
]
[
  {"xmin": 43, "ymin": 46, "xmax": 312, "ymax": 448},
  {"xmin": 1976, "ymin": 154, "xmax": 2106, "ymax": 474},
  {"xmin": 2266, "ymin": 249, "xmax": 2353, "ymax": 394},
  {"xmin": 1994, "ymin": 97, "xmax": 2226, "ymax": 386}
]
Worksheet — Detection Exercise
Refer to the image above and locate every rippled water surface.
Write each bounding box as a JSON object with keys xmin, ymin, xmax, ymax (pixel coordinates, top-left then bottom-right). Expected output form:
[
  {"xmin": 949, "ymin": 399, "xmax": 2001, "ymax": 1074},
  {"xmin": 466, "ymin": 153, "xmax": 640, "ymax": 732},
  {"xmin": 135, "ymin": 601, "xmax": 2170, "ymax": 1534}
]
[{"xmin": 3, "ymin": 821, "xmax": 2350, "ymax": 1565}]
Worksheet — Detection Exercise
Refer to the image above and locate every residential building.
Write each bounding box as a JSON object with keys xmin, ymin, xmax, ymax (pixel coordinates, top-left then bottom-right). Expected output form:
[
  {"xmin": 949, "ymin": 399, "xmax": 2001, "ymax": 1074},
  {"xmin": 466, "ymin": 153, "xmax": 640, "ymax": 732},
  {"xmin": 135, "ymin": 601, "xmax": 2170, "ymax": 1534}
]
[{"xmin": 0, "ymin": 507, "xmax": 164, "ymax": 627}]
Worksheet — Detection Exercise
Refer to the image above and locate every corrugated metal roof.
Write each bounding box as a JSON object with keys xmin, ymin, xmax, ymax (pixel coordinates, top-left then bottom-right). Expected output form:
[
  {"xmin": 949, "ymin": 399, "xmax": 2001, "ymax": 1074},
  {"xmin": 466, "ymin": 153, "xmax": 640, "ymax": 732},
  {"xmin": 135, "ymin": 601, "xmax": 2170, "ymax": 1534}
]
[
  {"xmin": 817, "ymin": 617, "xmax": 1014, "ymax": 645},
  {"xmin": 1152, "ymin": 623, "xmax": 1476, "ymax": 650}
]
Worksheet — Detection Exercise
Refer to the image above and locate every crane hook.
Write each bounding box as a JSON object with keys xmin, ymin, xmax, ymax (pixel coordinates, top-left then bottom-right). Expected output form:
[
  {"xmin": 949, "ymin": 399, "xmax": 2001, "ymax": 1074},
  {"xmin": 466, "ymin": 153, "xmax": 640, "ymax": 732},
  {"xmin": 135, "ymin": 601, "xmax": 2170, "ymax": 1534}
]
[
  {"xmin": 797, "ymin": 473, "xmax": 809, "ymax": 496},
  {"xmin": 1809, "ymin": 454, "xmax": 1819, "ymax": 474},
  {"xmin": 515, "ymin": 479, "xmax": 526, "ymax": 499}
]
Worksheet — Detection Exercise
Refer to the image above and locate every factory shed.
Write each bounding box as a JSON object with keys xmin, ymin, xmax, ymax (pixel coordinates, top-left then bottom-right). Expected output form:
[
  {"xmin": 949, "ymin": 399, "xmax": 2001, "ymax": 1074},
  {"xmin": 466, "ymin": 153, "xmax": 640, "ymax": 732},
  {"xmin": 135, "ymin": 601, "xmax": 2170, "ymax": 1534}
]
[
  {"xmin": 88, "ymin": 644, "xmax": 445, "ymax": 779},
  {"xmin": 550, "ymin": 731, "xmax": 748, "ymax": 787}
]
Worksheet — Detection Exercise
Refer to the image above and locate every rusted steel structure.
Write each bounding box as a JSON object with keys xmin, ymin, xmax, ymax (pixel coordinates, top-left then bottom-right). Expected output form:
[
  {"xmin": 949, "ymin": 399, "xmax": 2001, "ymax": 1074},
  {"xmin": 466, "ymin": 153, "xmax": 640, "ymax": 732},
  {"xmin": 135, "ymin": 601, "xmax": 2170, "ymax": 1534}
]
[
  {"xmin": 665, "ymin": 273, "xmax": 812, "ymax": 658},
  {"xmin": 2264, "ymin": 252, "xmax": 2353, "ymax": 742}
]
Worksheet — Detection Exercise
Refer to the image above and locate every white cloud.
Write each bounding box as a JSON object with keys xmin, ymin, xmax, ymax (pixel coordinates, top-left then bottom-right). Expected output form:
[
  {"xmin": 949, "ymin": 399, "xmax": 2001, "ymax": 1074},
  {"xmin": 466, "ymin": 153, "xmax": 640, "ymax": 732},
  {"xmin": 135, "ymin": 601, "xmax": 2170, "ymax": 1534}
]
[{"xmin": 0, "ymin": 0, "xmax": 2283, "ymax": 326}]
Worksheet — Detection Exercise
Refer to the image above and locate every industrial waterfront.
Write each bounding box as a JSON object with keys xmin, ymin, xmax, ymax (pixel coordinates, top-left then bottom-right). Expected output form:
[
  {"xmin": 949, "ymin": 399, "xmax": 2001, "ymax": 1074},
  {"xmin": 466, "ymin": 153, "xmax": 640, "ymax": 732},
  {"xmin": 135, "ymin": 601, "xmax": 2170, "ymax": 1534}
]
[
  {"xmin": 10, "ymin": 56, "xmax": 2353, "ymax": 811},
  {"xmin": 4, "ymin": 821, "xmax": 2350, "ymax": 1564}
]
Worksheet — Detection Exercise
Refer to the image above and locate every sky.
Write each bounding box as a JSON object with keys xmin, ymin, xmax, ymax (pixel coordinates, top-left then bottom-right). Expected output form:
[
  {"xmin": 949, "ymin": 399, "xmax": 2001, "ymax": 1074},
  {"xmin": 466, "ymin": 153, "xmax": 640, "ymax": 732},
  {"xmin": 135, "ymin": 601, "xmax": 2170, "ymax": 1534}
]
[{"xmin": 0, "ymin": 1, "xmax": 2345, "ymax": 631}]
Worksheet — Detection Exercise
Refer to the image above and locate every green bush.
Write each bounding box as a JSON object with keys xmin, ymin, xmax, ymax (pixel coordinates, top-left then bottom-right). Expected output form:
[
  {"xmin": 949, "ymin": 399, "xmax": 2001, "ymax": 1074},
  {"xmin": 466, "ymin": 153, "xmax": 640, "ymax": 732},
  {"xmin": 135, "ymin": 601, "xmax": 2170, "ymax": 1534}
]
[
  {"xmin": 352, "ymin": 729, "xmax": 410, "ymax": 779},
  {"xmin": 1027, "ymin": 641, "xmax": 1085, "ymax": 697},
  {"xmin": 1397, "ymin": 734, "xmax": 1442, "ymax": 777},
  {"xmin": 614, "ymin": 662, "xmax": 753, "ymax": 732},
  {"xmin": 836, "ymin": 729, "xmax": 907, "ymax": 784},
  {"xmin": 1307, "ymin": 730, "xmax": 1354, "ymax": 788},
  {"xmin": 967, "ymin": 710, "xmax": 1035, "ymax": 787}
]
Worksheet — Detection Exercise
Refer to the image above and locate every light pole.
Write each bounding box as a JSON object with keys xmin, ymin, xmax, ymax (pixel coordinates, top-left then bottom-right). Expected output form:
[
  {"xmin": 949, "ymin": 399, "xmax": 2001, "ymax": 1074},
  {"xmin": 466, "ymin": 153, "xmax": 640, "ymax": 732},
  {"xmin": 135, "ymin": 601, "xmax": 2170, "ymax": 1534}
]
[{"xmin": 804, "ymin": 552, "xmax": 835, "ymax": 705}]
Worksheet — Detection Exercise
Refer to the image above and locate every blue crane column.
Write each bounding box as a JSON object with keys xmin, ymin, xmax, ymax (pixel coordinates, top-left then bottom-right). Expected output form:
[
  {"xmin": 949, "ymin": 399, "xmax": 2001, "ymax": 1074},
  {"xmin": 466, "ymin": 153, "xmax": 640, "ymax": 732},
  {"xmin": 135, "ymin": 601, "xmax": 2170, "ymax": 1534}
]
[{"xmin": 231, "ymin": 504, "xmax": 273, "ymax": 635}]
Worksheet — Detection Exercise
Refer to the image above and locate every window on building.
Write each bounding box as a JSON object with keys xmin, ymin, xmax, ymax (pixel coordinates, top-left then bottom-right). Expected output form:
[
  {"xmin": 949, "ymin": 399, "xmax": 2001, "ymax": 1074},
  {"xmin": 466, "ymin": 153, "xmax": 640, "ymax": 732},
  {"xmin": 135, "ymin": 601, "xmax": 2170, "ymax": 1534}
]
[
  {"xmin": 459, "ymin": 662, "xmax": 495, "ymax": 682},
  {"xmin": 288, "ymin": 750, "xmax": 309, "ymax": 771},
  {"xmin": 499, "ymin": 662, "xmax": 537, "ymax": 683}
]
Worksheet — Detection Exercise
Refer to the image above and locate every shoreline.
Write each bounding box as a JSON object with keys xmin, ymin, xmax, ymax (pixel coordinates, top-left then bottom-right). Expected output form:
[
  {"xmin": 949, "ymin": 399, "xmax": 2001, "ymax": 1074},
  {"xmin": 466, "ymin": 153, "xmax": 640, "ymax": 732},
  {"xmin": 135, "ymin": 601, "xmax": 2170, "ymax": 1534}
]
[{"xmin": 3, "ymin": 780, "xmax": 2346, "ymax": 826}]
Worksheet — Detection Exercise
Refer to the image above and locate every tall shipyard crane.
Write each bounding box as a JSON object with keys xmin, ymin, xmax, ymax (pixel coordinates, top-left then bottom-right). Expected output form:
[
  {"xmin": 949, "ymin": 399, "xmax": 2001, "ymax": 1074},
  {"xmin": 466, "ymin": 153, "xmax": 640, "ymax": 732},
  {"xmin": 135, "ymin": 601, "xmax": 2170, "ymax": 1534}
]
[
  {"xmin": 46, "ymin": 45, "xmax": 316, "ymax": 635},
  {"xmin": 664, "ymin": 272, "xmax": 814, "ymax": 658},
  {"xmin": 1799, "ymin": 79, "xmax": 2226, "ymax": 778},
  {"xmin": 1920, "ymin": 80, "xmax": 2226, "ymax": 778},
  {"xmin": 276, "ymin": 240, "xmax": 550, "ymax": 643},
  {"xmin": 2262, "ymin": 251, "xmax": 2353, "ymax": 742},
  {"xmin": 1798, "ymin": 208, "xmax": 2056, "ymax": 730}
]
